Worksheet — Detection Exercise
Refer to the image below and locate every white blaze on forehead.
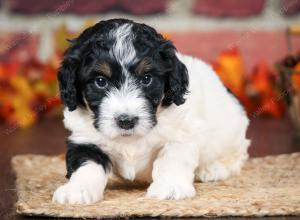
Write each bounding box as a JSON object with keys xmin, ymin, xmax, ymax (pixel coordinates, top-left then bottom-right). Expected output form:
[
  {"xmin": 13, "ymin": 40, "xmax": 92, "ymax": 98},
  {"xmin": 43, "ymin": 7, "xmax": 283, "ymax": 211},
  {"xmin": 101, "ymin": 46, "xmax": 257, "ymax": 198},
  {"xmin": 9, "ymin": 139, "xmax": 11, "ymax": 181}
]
[
  {"xmin": 109, "ymin": 24, "xmax": 137, "ymax": 68},
  {"xmin": 99, "ymin": 23, "xmax": 154, "ymax": 138}
]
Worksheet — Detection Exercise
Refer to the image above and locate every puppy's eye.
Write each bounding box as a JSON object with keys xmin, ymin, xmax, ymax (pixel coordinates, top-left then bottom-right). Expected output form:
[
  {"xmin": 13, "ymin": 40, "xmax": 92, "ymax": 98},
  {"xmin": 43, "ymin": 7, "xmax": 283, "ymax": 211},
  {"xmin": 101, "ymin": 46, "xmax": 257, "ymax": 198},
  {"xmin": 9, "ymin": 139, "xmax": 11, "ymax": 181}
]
[
  {"xmin": 141, "ymin": 74, "xmax": 152, "ymax": 86},
  {"xmin": 95, "ymin": 76, "xmax": 108, "ymax": 88}
]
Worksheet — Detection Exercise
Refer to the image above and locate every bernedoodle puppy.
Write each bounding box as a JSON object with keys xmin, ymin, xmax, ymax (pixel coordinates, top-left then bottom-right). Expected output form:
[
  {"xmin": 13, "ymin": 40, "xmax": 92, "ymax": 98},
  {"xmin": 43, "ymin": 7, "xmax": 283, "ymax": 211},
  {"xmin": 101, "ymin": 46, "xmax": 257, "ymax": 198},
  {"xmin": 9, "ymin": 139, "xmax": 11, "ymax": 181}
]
[{"xmin": 52, "ymin": 19, "xmax": 250, "ymax": 204}]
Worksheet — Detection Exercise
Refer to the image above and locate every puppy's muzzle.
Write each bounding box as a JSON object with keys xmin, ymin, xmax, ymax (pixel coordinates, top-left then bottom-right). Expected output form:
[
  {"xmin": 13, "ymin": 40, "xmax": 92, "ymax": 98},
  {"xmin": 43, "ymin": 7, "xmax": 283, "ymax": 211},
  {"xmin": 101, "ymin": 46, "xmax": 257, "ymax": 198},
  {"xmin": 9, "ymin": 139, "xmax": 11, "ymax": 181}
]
[{"xmin": 115, "ymin": 114, "xmax": 139, "ymax": 130}]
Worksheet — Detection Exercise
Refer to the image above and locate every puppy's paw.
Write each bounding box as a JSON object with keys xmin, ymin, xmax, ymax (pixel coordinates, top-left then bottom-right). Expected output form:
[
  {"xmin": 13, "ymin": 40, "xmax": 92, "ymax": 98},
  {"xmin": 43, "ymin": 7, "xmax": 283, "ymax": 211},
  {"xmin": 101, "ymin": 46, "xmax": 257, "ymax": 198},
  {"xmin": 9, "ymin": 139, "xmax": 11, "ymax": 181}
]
[
  {"xmin": 197, "ymin": 162, "xmax": 229, "ymax": 182},
  {"xmin": 146, "ymin": 180, "xmax": 196, "ymax": 200},
  {"xmin": 52, "ymin": 182, "xmax": 102, "ymax": 204}
]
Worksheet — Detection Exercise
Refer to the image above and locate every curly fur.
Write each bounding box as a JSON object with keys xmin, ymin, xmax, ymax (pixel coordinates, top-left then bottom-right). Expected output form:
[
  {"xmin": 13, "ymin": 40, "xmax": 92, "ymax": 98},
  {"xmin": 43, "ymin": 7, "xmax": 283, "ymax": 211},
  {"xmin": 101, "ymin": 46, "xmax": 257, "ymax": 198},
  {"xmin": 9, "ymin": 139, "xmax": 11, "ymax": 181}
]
[{"xmin": 52, "ymin": 19, "xmax": 250, "ymax": 204}]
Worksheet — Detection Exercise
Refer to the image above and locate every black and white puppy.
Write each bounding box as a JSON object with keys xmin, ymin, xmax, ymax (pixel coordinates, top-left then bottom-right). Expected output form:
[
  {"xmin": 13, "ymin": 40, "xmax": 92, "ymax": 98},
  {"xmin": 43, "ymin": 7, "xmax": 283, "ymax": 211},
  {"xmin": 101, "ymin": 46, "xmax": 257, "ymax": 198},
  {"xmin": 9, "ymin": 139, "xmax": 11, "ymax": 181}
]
[{"xmin": 53, "ymin": 19, "xmax": 250, "ymax": 204}]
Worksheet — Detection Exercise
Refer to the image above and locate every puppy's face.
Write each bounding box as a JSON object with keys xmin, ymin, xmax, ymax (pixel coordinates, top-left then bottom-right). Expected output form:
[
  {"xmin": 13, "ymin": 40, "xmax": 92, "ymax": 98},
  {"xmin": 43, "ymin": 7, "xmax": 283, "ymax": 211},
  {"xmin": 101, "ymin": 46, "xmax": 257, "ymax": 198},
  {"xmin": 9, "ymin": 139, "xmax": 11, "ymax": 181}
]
[{"xmin": 58, "ymin": 19, "xmax": 188, "ymax": 139}]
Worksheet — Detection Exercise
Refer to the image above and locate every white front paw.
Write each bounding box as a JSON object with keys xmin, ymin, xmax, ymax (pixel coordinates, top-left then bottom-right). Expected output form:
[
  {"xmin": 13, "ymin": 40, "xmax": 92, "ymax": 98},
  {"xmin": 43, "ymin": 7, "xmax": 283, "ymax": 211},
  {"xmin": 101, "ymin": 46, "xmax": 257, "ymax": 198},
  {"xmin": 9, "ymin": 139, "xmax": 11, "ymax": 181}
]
[
  {"xmin": 52, "ymin": 182, "xmax": 103, "ymax": 204},
  {"xmin": 146, "ymin": 180, "xmax": 196, "ymax": 200}
]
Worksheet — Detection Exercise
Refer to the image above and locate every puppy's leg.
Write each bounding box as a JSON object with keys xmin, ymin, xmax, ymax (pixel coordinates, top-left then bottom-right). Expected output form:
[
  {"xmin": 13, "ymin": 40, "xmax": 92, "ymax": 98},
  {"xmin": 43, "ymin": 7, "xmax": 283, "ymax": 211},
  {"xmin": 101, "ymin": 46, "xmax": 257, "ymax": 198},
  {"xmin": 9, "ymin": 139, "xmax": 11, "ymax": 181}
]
[
  {"xmin": 146, "ymin": 142, "xmax": 198, "ymax": 200},
  {"xmin": 196, "ymin": 144, "xmax": 249, "ymax": 182},
  {"xmin": 196, "ymin": 160, "xmax": 232, "ymax": 182},
  {"xmin": 52, "ymin": 142, "xmax": 111, "ymax": 204}
]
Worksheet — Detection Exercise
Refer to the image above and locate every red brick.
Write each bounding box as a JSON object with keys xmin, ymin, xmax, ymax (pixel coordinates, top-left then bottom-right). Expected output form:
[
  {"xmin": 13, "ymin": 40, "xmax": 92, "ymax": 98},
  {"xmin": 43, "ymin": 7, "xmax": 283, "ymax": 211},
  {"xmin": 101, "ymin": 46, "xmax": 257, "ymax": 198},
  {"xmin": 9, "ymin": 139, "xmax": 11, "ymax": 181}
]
[
  {"xmin": 170, "ymin": 30, "xmax": 300, "ymax": 74},
  {"xmin": 193, "ymin": 0, "xmax": 266, "ymax": 17}
]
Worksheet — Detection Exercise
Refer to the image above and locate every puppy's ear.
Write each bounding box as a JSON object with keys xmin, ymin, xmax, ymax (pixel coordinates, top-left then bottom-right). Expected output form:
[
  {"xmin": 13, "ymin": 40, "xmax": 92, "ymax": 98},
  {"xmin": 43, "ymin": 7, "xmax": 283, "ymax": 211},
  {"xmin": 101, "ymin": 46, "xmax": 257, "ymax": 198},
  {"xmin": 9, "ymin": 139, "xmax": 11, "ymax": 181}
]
[
  {"xmin": 159, "ymin": 41, "xmax": 189, "ymax": 106},
  {"xmin": 58, "ymin": 50, "xmax": 81, "ymax": 111},
  {"xmin": 58, "ymin": 21, "xmax": 110, "ymax": 111}
]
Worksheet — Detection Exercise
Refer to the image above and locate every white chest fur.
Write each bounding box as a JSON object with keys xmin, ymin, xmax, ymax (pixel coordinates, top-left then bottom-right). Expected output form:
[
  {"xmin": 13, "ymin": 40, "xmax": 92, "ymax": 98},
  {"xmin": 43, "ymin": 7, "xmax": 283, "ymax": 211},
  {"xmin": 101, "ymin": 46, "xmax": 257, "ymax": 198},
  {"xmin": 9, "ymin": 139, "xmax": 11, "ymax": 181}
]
[
  {"xmin": 63, "ymin": 107, "xmax": 166, "ymax": 182},
  {"xmin": 108, "ymin": 143, "xmax": 160, "ymax": 182}
]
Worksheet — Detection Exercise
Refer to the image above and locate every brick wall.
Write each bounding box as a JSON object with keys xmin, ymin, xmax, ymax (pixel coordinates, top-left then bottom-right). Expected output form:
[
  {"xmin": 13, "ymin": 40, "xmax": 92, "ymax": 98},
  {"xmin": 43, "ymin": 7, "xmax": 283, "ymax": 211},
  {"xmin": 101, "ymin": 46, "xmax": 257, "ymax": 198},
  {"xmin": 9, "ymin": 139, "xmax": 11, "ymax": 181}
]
[{"xmin": 0, "ymin": 0, "xmax": 299, "ymax": 69}]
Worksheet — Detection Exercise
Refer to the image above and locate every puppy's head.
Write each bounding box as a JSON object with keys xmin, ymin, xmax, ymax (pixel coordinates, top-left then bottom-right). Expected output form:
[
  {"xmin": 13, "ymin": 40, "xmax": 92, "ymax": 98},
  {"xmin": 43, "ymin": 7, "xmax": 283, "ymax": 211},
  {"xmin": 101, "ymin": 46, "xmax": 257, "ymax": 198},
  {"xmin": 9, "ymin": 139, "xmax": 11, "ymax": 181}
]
[{"xmin": 58, "ymin": 19, "xmax": 188, "ymax": 139}]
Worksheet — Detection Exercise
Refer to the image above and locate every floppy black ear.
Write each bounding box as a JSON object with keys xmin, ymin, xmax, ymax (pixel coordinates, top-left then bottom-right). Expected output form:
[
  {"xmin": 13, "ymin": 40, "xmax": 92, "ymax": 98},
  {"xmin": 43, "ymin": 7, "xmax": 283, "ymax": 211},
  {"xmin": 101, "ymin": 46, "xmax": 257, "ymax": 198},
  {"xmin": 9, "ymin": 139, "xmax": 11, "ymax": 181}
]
[
  {"xmin": 57, "ymin": 56, "xmax": 80, "ymax": 111},
  {"xmin": 57, "ymin": 21, "xmax": 110, "ymax": 111},
  {"xmin": 160, "ymin": 41, "xmax": 189, "ymax": 106}
]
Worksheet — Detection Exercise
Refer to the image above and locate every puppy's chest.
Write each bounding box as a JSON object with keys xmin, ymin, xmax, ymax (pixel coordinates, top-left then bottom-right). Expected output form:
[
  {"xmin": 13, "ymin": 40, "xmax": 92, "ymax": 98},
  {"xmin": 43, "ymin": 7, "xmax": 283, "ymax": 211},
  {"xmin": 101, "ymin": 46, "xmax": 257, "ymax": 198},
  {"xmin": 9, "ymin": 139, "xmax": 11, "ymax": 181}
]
[{"xmin": 106, "ymin": 143, "xmax": 160, "ymax": 182}]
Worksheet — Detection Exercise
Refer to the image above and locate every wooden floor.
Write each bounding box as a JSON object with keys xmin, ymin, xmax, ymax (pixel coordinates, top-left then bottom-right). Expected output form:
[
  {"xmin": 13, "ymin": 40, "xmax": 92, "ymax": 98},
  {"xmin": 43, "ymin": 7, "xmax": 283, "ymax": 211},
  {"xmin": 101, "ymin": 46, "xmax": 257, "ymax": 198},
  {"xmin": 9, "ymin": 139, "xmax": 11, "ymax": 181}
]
[{"xmin": 0, "ymin": 115, "xmax": 299, "ymax": 220}]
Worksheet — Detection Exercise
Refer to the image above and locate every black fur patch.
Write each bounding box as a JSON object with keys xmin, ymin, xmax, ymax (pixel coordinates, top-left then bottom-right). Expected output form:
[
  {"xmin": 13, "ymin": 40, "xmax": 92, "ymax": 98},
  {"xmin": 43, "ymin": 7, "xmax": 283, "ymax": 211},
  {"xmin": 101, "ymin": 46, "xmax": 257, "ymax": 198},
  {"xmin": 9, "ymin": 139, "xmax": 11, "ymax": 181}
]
[{"xmin": 66, "ymin": 141, "xmax": 111, "ymax": 178}]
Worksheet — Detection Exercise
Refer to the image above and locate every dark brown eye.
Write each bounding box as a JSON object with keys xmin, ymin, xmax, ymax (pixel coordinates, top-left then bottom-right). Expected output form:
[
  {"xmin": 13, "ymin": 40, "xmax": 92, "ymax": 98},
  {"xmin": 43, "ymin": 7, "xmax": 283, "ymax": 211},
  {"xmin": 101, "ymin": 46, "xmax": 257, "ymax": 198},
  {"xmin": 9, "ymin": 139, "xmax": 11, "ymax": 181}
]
[
  {"xmin": 141, "ymin": 74, "xmax": 152, "ymax": 86},
  {"xmin": 95, "ymin": 76, "xmax": 107, "ymax": 88}
]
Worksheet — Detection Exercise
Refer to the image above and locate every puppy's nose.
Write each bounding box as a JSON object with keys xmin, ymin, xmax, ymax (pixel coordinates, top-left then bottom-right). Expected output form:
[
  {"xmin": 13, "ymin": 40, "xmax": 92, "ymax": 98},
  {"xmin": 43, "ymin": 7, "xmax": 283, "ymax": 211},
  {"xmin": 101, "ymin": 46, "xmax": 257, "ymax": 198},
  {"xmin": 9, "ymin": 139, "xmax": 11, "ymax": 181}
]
[{"xmin": 116, "ymin": 114, "xmax": 139, "ymax": 130}]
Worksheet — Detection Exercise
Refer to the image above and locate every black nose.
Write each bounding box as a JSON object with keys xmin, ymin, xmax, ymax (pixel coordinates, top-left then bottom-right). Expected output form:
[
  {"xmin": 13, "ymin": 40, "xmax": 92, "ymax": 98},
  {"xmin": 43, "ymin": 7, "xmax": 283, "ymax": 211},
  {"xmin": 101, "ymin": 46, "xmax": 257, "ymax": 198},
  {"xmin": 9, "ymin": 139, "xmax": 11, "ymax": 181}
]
[{"xmin": 116, "ymin": 114, "xmax": 139, "ymax": 130}]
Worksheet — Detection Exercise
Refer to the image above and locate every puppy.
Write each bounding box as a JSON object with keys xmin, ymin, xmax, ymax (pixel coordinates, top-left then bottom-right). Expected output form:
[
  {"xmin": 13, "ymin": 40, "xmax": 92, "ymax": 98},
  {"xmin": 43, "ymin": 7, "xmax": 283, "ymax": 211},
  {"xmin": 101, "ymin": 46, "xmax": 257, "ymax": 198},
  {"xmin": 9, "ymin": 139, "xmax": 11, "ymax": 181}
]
[{"xmin": 52, "ymin": 19, "xmax": 250, "ymax": 204}]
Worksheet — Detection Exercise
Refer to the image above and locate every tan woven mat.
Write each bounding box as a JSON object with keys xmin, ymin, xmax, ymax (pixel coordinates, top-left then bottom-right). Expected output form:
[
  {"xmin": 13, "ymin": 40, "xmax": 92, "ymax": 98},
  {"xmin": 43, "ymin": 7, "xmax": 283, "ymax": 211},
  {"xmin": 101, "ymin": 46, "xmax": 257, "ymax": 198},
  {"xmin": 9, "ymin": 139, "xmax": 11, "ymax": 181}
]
[{"xmin": 12, "ymin": 153, "xmax": 300, "ymax": 218}]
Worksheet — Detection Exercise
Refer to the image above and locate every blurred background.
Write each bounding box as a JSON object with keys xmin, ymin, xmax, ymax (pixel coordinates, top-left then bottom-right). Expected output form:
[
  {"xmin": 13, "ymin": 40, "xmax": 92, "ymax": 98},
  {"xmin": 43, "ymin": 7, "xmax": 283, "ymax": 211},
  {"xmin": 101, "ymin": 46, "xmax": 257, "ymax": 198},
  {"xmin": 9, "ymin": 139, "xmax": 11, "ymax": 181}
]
[
  {"xmin": 1, "ymin": 1, "xmax": 300, "ymax": 218},
  {"xmin": 1, "ymin": 0, "xmax": 300, "ymax": 157}
]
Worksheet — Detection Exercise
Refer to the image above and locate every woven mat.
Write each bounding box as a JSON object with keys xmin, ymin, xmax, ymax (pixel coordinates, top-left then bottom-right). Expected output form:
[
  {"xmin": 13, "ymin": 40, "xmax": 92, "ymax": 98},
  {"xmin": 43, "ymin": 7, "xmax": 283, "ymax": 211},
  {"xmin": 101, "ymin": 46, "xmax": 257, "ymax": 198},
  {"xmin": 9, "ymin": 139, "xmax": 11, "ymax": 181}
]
[{"xmin": 12, "ymin": 153, "xmax": 300, "ymax": 218}]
